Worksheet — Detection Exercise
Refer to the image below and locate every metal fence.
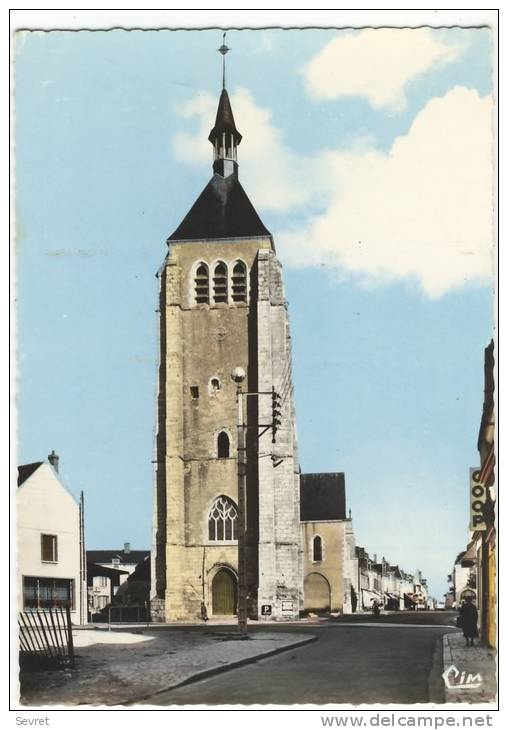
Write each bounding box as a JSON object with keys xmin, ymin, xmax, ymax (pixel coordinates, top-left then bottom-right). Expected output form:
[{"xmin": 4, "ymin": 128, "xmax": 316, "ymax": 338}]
[
  {"xmin": 91, "ymin": 603, "xmax": 150, "ymax": 623},
  {"xmin": 18, "ymin": 606, "xmax": 75, "ymax": 671}
]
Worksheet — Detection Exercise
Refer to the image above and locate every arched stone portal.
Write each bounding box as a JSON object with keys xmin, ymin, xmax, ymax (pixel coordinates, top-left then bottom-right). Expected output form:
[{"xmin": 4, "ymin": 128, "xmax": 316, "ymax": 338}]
[
  {"xmin": 304, "ymin": 572, "xmax": 331, "ymax": 613},
  {"xmin": 212, "ymin": 568, "xmax": 238, "ymax": 615}
]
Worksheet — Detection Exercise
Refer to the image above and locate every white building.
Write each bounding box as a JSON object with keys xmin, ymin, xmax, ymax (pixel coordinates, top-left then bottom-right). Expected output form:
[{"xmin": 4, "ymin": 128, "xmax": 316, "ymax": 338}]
[{"xmin": 17, "ymin": 452, "xmax": 87, "ymax": 624}]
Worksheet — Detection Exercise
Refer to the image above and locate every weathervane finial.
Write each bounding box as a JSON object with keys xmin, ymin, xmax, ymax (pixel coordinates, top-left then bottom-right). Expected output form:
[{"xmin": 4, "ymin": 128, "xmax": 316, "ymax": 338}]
[{"xmin": 218, "ymin": 32, "xmax": 230, "ymax": 90}]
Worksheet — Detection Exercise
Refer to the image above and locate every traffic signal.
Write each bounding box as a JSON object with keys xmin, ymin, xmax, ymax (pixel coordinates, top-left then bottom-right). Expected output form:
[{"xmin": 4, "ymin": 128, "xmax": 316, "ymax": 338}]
[{"xmin": 271, "ymin": 387, "xmax": 282, "ymax": 443}]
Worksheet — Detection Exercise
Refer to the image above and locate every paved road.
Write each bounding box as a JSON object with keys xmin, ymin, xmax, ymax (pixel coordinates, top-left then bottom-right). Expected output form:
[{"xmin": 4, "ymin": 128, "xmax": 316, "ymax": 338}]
[{"xmin": 144, "ymin": 611, "xmax": 458, "ymax": 706}]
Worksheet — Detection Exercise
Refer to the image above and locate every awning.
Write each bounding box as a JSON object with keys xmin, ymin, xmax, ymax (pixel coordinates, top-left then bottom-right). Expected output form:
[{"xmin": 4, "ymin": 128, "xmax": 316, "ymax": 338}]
[
  {"xmin": 404, "ymin": 593, "xmax": 418, "ymax": 605},
  {"xmin": 362, "ymin": 589, "xmax": 382, "ymax": 604},
  {"xmin": 385, "ymin": 593, "xmax": 399, "ymax": 601},
  {"xmin": 460, "ymin": 588, "xmax": 476, "ymax": 600},
  {"xmin": 461, "ymin": 543, "xmax": 478, "ymax": 567}
]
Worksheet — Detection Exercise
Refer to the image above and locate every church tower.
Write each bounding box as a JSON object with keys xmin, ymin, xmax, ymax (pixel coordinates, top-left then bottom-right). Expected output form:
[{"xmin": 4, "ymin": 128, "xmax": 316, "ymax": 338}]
[{"xmin": 152, "ymin": 50, "xmax": 302, "ymax": 622}]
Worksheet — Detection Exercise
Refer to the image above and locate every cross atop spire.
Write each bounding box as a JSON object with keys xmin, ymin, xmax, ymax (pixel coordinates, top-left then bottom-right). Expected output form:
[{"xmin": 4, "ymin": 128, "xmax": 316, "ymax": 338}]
[
  {"xmin": 209, "ymin": 34, "xmax": 241, "ymax": 179},
  {"xmin": 218, "ymin": 32, "xmax": 230, "ymax": 90}
]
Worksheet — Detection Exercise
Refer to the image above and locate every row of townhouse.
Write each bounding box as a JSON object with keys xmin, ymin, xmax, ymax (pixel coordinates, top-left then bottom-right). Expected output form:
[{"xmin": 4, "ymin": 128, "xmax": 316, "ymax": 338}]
[
  {"xmin": 445, "ymin": 340, "xmax": 496, "ymax": 648},
  {"xmin": 355, "ymin": 547, "xmax": 430, "ymax": 612},
  {"xmin": 16, "ymin": 453, "xmax": 431, "ymax": 621}
]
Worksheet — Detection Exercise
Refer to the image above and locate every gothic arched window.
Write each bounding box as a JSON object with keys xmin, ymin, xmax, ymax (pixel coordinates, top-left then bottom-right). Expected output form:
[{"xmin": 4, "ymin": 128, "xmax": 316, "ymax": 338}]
[
  {"xmin": 208, "ymin": 496, "xmax": 238, "ymax": 541},
  {"xmin": 232, "ymin": 261, "xmax": 247, "ymax": 303},
  {"xmin": 213, "ymin": 262, "xmax": 228, "ymax": 303},
  {"xmin": 217, "ymin": 431, "xmax": 230, "ymax": 458},
  {"xmin": 313, "ymin": 535, "xmax": 323, "ymax": 562},
  {"xmin": 194, "ymin": 263, "xmax": 209, "ymax": 304}
]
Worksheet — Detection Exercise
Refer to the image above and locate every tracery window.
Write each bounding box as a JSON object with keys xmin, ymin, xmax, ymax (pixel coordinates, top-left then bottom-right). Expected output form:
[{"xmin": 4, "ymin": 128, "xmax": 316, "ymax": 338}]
[
  {"xmin": 208, "ymin": 496, "xmax": 238, "ymax": 541},
  {"xmin": 194, "ymin": 263, "xmax": 209, "ymax": 304},
  {"xmin": 232, "ymin": 261, "xmax": 247, "ymax": 302},
  {"xmin": 213, "ymin": 262, "xmax": 228, "ymax": 303}
]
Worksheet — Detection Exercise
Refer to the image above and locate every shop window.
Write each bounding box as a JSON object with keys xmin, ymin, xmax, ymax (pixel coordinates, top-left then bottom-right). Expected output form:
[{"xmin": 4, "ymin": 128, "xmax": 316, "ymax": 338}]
[{"xmin": 23, "ymin": 576, "xmax": 74, "ymax": 610}]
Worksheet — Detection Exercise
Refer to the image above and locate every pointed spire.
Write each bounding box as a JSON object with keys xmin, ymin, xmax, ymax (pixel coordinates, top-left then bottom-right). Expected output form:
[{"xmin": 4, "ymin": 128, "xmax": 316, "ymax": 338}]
[
  {"xmin": 208, "ymin": 89, "xmax": 242, "ymax": 146},
  {"xmin": 218, "ymin": 32, "xmax": 230, "ymax": 90},
  {"xmin": 209, "ymin": 34, "xmax": 242, "ymax": 178}
]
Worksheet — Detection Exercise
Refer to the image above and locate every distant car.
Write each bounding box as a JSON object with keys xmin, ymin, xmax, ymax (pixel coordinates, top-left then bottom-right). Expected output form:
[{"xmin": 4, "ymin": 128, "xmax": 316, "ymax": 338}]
[{"xmin": 435, "ymin": 601, "xmax": 446, "ymax": 610}]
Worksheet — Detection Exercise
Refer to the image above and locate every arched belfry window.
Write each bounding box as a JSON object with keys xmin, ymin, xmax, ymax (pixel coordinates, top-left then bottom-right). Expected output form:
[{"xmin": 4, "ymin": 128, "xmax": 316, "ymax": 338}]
[
  {"xmin": 232, "ymin": 261, "xmax": 247, "ymax": 303},
  {"xmin": 213, "ymin": 262, "xmax": 228, "ymax": 303},
  {"xmin": 313, "ymin": 535, "xmax": 323, "ymax": 562},
  {"xmin": 194, "ymin": 263, "xmax": 209, "ymax": 304},
  {"xmin": 208, "ymin": 496, "xmax": 238, "ymax": 541},
  {"xmin": 217, "ymin": 431, "xmax": 230, "ymax": 458}
]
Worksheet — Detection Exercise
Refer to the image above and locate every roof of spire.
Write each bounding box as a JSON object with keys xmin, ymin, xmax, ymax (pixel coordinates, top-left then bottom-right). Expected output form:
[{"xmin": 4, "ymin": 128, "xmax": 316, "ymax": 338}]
[
  {"xmin": 208, "ymin": 89, "xmax": 242, "ymax": 145},
  {"xmin": 168, "ymin": 173, "xmax": 270, "ymax": 241}
]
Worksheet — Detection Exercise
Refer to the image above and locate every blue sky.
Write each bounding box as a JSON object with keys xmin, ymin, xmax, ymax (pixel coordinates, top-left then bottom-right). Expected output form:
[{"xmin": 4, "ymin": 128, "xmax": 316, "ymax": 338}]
[{"xmin": 15, "ymin": 27, "xmax": 494, "ymax": 599}]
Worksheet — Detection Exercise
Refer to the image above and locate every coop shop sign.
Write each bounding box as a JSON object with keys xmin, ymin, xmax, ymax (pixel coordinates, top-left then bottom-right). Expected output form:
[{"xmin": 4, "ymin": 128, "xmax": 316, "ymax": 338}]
[{"xmin": 469, "ymin": 468, "xmax": 487, "ymax": 531}]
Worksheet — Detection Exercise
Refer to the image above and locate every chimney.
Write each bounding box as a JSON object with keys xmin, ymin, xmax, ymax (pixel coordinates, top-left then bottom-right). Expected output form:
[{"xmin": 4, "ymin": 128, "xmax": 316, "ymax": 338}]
[
  {"xmin": 48, "ymin": 450, "xmax": 59, "ymax": 473},
  {"xmin": 124, "ymin": 542, "xmax": 131, "ymax": 554}
]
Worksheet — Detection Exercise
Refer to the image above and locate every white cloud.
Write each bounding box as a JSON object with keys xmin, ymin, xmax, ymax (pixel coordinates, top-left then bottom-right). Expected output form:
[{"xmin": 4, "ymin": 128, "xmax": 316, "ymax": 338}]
[
  {"xmin": 278, "ymin": 87, "xmax": 494, "ymax": 298},
  {"xmin": 172, "ymin": 85, "xmax": 493, "ymax": 299},
  {"xmin": 172, "ymin": 88, "xmax": 323, "ymax": 213},
  {"xmin": 302, "ymin": 29, "xmax": 465, "ymax": 111}
]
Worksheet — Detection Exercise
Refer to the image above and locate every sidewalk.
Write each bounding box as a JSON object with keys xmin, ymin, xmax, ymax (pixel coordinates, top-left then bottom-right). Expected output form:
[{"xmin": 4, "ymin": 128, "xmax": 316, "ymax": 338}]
[
  {"xmin": 17, "ymin": 626, "xmax": 315, "ymax": 707},
  {"xmin": 442, "ymin": 633, "xmax": 497, "ymax": 704}
]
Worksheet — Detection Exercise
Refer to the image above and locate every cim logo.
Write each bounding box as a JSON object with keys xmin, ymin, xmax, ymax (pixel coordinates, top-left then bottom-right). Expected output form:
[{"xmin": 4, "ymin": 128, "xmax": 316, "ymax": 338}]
[{"xmin": 442, "ymin": 664, "xmax": 483, "ymax": 690}]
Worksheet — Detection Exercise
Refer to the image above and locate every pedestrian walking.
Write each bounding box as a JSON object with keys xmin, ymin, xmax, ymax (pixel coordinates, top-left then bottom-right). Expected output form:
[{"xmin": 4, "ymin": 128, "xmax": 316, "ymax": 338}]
[
  {"xmin": 459, "ymin": 596, "xmax": 479, "ymax": 646},
  {"xmin": 200, "ymin": 601, "xmax": 209, "ymax": 623}
]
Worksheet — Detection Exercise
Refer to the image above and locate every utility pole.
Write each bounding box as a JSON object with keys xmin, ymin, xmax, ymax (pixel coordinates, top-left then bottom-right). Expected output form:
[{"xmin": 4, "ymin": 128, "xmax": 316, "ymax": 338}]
[
  {"xmin": 231, "ymin": 367, "xmax": 284, "ymax": 632},
  {"xmin": 232, "ymin": 367, "xmax": 248, "ymax": 636}
]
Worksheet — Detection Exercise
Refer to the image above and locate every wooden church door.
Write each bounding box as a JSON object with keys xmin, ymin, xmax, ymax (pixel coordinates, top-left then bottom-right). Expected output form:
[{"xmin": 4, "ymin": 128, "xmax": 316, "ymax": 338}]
[{"xmin": 212, "ymin": 569, "xmax": 237, "ymax": 615}]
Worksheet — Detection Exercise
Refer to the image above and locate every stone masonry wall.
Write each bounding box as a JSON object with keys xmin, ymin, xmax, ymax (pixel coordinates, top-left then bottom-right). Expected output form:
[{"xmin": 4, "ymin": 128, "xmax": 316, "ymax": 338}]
[
  {"xmin": 256, "ymin": 249, "xmax": 303, "ymax": 620},
  {"xmin": 156, "ymin": 238, "xmax": 272, "ymax": 622}
]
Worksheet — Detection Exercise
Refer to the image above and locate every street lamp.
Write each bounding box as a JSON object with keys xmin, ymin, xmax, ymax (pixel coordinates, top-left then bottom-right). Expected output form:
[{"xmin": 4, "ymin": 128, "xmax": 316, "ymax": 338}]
[{"xmin": 231, "ymin": 366, "xmax": 247, "ymax": 635}]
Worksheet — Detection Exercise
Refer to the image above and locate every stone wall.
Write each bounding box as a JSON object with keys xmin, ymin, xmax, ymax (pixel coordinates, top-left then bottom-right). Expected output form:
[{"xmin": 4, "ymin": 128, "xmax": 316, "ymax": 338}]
[{"xmin": 256, "ymin": 250, "xmax": 303, "ymax": 620}]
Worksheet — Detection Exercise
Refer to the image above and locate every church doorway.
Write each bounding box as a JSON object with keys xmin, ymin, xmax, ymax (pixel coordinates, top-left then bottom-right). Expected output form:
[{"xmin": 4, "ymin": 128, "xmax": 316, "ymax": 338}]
[
  {"xmin": 304, "ymin": 573, "xmax": 331, "ymax": 613},
  {"xmin": 212, "ymin": 568, "xmax": 237, "ymax": 616}
]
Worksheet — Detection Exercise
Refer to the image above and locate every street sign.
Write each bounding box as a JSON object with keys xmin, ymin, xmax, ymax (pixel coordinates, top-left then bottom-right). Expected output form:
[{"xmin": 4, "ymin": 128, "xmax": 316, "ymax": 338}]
[
  {"xmin": 469, "ymin": 467, "xmax": 487, "ymax": 531},
  {"xmin": 261, "ymin": 604, "xmax": 272, "ymax": 616}
]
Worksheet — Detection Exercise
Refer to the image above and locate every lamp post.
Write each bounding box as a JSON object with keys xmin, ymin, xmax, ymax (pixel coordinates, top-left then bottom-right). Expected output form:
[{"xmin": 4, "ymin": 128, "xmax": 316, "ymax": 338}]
[{"xmin": 231, "ymin": 366, "xmax": 247, "ymax": 636}]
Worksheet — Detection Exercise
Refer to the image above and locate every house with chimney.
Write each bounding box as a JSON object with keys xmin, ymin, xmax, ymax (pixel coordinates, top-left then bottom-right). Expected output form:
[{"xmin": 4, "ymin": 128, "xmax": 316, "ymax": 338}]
[
  {"xmin": 87, "ymin": 544, "xmax": 150, "ymax": 616},
  {"xmin": 16, "ymin": 451, "xmax": 87, "ymax": 624}
]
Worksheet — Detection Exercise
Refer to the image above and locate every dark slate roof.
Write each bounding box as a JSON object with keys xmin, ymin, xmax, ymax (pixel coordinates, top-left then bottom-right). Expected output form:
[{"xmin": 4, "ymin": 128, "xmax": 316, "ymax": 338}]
[
  {"xmin": 128, "ymin": 554, "xmax": 150, "ymax": 582},
  {"xmin": 208, "ymin": 89, "xmax": 242, "ymax": 144},
  {"xmin": 86, "ymin": 549, "xmax": 150, "ymax": 566},
  {"xmin": 18, "ymin": 462, "xmax": 44, "ymax": 486},
  {"xmin": 300, "ymin": 472, "xmax": 346, "ymax": 521},
  {"xmin": 478, "ymin": 339, "xmax": 495, "ymax": 451},
  {"xmin": 168, "ymin": 173, "xmax": 271, "ymax": 242},
  {"xmin": 86, "ymin": 561, "xmax": 128, "ymax": 578}
]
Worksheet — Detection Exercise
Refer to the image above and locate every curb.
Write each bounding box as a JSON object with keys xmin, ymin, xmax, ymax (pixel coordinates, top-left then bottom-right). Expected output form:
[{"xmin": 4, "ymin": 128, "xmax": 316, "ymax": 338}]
[
  {"xmin": 428, "ymin": 635, "xmax": 445, "ymax": 704},
  {"xmin": 129, "ymin": 633, "xmax": 319, "ymax": 705}
]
